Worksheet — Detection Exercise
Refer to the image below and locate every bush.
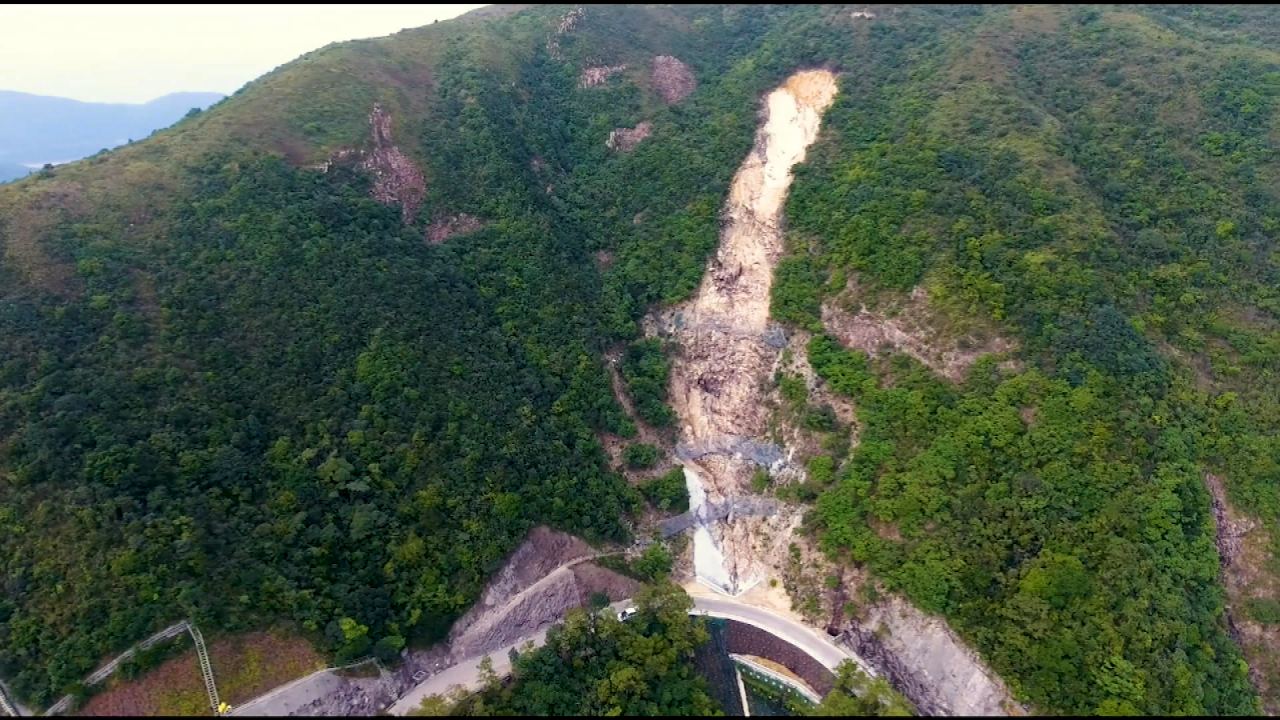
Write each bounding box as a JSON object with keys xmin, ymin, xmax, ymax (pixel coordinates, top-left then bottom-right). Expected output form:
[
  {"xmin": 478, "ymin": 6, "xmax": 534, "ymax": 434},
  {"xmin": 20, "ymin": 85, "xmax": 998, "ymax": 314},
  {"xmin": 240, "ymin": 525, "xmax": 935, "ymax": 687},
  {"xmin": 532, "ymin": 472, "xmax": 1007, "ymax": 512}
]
[
  {"xmin": 632, "ymin": 544, "xmax": 673, "ymax": 581},
  {"xmin": 802, "ymin": 403, "xmax": 838, "ymax": 431},
  {"xmin": 1245, "ymin": 598, "xmax": 1280, "ymax": 625},
  {"xmin": 373, "ymin": 635, "xmax": 406, "ymax": 664},
  {"xmin": 621, "ymin": 340, "xmax": 676, "ymax": 427},
  {"xmin": 624, "ymin": 443, "xmax": 661, "ymax": 470},
  {"xmin": 640, "ymin": 468, "xmax": 689, "ymax": 513}
]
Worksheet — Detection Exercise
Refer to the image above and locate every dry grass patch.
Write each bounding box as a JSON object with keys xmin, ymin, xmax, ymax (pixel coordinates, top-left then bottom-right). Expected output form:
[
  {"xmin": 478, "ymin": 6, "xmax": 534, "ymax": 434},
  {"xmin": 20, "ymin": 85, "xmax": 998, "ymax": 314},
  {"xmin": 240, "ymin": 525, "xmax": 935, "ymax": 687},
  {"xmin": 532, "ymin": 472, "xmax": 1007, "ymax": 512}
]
[{"xmin": 73, "ymin": 630, "xmax": 323, "ymax": 716}]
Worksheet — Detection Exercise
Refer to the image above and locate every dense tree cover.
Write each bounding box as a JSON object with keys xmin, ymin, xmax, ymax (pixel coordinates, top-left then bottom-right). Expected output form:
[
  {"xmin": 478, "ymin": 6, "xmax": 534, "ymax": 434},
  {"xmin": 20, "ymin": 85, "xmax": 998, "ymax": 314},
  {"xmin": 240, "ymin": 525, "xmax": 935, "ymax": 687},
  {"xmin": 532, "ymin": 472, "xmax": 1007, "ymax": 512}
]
[
  {"xmin": 640, "ymin": 468, "xmax": 690, "ymax": 514},
  {"xmin": 0, "ymin": 3, "xmax": 1276, "ymax": 716},
  {"xmin": 456, "ymin": 582, "xmax": 722, "ymax": 716},
  {"xmin": 598, "ymin": 542, "xmax": 677, "ymax": 585},
  {"xmin": 808, "ymin": 339, "xmax": 1256, "ymax": 714},
  {"xmin": 6, "ymin": 5, "xmax": 925, "ymax": 703},
  {"xmin": 0, "ymin": 154, "xmax": 640, "ymax": 701},
  {"xmin": 620, "ymin": 339, "xmax": 675, "ymax": 427},
  {"xmin": 0, "ymin": 5, "xmax": 824, "ymax": 704},
  {"xmin": 768, "ymin": 4, "xmax": 1279, "ymax": 715}
]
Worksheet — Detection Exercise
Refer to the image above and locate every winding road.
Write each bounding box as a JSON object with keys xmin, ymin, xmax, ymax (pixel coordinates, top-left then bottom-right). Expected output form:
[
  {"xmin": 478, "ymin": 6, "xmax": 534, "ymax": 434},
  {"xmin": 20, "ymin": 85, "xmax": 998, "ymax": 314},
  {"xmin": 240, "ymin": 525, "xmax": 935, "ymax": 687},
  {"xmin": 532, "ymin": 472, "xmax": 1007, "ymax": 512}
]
[{"xmin": 383, "ymin": 592, "xmax": 871, "ymax": 716}]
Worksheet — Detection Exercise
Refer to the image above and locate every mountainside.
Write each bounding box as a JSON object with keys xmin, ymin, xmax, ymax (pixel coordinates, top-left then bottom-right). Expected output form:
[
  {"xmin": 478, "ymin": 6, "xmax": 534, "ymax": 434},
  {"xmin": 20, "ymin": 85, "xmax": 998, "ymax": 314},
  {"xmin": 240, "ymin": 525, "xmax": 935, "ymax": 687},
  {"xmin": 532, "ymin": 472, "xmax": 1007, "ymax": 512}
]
[
  {"xmin": 0, "ymin": 90, "xmax": 225, "ymax": 181},
  {"xmin": 1, "ymin": 4, "xmax": 1278, "ymax": 715}
]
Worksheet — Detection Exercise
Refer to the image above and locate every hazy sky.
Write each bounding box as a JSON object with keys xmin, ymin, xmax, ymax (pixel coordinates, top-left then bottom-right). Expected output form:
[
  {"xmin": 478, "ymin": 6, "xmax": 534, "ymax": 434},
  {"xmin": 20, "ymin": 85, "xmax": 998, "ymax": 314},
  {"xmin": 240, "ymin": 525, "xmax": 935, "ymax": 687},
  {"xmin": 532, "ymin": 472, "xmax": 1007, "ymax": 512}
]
[{"xmin": 0, "ymin": 4, "xmax": 486, "ymax": 104}]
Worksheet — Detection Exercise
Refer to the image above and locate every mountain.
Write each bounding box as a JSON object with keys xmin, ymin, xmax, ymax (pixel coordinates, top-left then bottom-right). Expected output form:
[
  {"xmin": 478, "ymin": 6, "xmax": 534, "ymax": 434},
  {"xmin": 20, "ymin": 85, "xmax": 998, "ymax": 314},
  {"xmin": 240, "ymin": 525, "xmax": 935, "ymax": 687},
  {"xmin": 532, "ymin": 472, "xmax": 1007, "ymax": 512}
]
[
  {"xmin": 0, "ymin": 90, "xmax": 225, "ymax": 181},
  {"xmin": 0, "ymin": 161, "xmax": 30, "ymax": 184},
  {"xmin": 1, "ymin": 4, "xmax": 1278, "ymax": 716}
]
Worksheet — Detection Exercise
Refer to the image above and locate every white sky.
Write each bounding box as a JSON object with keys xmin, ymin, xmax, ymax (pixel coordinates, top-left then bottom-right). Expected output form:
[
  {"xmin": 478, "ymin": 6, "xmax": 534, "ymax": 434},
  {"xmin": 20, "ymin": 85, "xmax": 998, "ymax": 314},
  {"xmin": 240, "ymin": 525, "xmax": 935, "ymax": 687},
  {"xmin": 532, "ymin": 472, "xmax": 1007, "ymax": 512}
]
[{"xmin": 0, "ymin": 4, "xmax": 486, "ymax": 104}]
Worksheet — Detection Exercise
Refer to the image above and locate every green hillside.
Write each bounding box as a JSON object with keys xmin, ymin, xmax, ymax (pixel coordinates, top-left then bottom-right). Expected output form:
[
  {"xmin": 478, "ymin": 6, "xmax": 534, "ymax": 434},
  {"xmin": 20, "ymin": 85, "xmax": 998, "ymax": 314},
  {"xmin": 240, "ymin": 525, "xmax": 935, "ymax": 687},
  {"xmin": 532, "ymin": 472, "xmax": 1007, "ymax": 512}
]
[{"xmin": 0, "ymin": 4, "xmax": 1277, "ymax": 715}]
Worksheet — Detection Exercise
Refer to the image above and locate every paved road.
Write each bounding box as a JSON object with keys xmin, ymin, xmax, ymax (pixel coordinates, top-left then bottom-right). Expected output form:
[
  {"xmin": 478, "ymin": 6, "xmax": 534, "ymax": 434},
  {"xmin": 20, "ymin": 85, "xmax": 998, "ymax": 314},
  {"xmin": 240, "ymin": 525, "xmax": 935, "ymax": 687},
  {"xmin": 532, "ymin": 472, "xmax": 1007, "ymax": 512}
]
[
  {"xmin": 386, "ymin": 626, "xmax": 553, "ymax": 716},
  {"xmin": 691, "ymin": 596, "xmax": 874, "ymax": 677},
  {"xmin": 227, "ymin": 660, "xmax": 386, "ymax": 717},
  {"xmin": 385, "ymin": 596, "xmax": 871, "ymax": 715}
]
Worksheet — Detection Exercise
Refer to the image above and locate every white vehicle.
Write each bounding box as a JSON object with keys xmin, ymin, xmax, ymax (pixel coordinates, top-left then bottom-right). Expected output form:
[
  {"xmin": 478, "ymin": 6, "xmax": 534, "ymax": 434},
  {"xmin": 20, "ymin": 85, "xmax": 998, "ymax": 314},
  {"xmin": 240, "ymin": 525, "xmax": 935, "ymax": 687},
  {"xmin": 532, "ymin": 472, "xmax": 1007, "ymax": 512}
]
[{"xmin": 616, "ymin": 606, "xmax": 639, "ymax": 622}]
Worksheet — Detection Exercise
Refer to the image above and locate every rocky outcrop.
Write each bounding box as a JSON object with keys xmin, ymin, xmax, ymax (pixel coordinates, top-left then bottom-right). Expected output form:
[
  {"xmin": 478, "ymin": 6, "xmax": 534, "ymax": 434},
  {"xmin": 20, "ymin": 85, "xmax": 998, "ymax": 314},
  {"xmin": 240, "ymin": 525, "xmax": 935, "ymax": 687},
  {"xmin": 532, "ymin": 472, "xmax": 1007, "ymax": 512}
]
[
  {"xmin": 839, "ymin": 596, "xmax": 1025, "ymax": 716},
  {"xmin": 1206, "ymin": 473, "xmax": 1260, "ymax": 570},
  {"xmin": 1205, "ymin": 473, "xmax": 1279, "ymax": 713},
  {"xmin": 363, "ymin": 104, "xmax": 426, "ymax": 223},
  {"xmin": 547, "ymin": 6, "xmax": 583, "ymax": 59},
  {"xmin": 821, "ymin": 284, "xmax": 1016, "ymax": 382},
  {"xmin": 651, "ymin": 55, "xmax": 697, "ymax": 105},
  {"xmin": 448, "ymin": 562, "xmax": 638, "ymax": 658},
  {"xmin": 579, "ymin": 64, "xmax": 627, "ymax": 88},
  {"xmin": 425, "ymin": 213, "xmax": 485, "ymax": 244},
  {"xmin": 457, "ymin": 527, "xmax": 591, "ymax": 620},
  {"xmin": 606, "ymin": 121, "xmax": 653, "ymax": 152},
  {"xmin": 445, "ymin": 527, "xmax": 638, "ymax": 660},
  {"xmin": 316, "ymin": 105, "xmax": 426, "ymax": 224}
]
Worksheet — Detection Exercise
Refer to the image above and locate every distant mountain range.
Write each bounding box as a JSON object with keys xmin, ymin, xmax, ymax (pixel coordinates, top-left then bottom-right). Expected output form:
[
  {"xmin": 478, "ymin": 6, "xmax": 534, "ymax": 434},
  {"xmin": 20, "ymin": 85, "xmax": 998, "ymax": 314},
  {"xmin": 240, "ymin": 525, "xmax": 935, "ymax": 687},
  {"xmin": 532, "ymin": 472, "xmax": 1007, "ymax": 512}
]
[{"xmin": 0, "ymin": 90, "xmax": 224, "ymax": 181}]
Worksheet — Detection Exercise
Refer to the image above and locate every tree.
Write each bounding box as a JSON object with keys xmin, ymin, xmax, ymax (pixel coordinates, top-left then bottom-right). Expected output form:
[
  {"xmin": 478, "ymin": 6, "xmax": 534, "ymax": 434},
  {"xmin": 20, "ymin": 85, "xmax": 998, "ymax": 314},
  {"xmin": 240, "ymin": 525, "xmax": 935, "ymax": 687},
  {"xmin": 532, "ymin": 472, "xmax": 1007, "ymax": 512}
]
[
  {"xmin": 456, "ymin": 582, "xmax": 719, "ymax": 716},
  {"xmin": 809, "ymin": 660, "xmax": 913, "ymax": 716},
  {"xmin": 477, "ymin": 655, "xmax": 498, "ymax": 690},
  {"xmin": 624, "ymin": 443, "xmax": 661, "ymax": 469}
]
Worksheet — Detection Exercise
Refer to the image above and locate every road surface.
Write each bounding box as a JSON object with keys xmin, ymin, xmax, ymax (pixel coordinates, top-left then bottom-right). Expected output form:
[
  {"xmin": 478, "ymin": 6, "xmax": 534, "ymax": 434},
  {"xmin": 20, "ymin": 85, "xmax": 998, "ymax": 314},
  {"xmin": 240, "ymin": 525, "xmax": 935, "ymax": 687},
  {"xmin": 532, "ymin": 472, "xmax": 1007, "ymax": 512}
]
[
  {"xmin": 690, "ymin": 595, "xmax": 874, "ymax": 676},
  {"xmin": 385, "ymin": 626, "xmax": 553, "ymax": 715},
  {"xmin": 385, "ymin": 595, "xmax": 871, "ymax": 715}
]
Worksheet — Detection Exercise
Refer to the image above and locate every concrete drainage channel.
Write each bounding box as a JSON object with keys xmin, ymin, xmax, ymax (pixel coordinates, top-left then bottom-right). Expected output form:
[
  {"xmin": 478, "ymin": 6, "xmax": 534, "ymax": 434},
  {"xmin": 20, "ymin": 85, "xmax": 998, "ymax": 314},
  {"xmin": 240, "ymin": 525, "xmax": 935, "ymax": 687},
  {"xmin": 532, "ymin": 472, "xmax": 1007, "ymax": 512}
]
[{"xmin": 733, "ymin": 655, "xmax": 821, "ymax": 713}]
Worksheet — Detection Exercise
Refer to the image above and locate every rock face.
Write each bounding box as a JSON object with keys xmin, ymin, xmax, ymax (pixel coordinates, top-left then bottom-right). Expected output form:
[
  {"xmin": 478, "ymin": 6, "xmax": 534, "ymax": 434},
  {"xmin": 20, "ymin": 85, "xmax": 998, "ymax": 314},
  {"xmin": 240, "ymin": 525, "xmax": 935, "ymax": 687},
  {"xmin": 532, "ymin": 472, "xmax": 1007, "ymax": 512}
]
[
  {"xmin": 579, "ymin": 64, "xmax": 627, "ymax": 88},
  {"xmin": 455, "ymin": 527, "xmax": 591, "ymax": 622},
  {"xmin": 547, "ymin": 6, "xmax": 583, "ymax": 59},
  {"xmin": 665, "ymin": 70, "xmax": 838, "ymax": 595},
  {"xmin": 651, "ymin": 55, "xmax": 697, "ymax": 104},
  {"xmin": 445, "ymin": 527, "xmax": 639, "ymax": 659},
  {"xmin": 840, "ymin": 597, "xmax": 1024, "ymax": 716},
  {"xmin": 1207, "ymin": 473, "xmax": 1259, "ymax": 569},
  {"xmin": 1205, "ymin": 473, "xmax": 1279, "ymax": 713},
  {"xmin": 426, "ymin": 213, "xmax": 485, "ymax": 244},
  {"xmin": 820, "ymin": 292, "xmax": 1017, "ymax": 383},
  {"xmin": 362, "ymin": 104, "xmax": 425, "ymax": 223},
  {"xmin": 606, "ymin": 121, "xmax": 653, "ymax": 152}
]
